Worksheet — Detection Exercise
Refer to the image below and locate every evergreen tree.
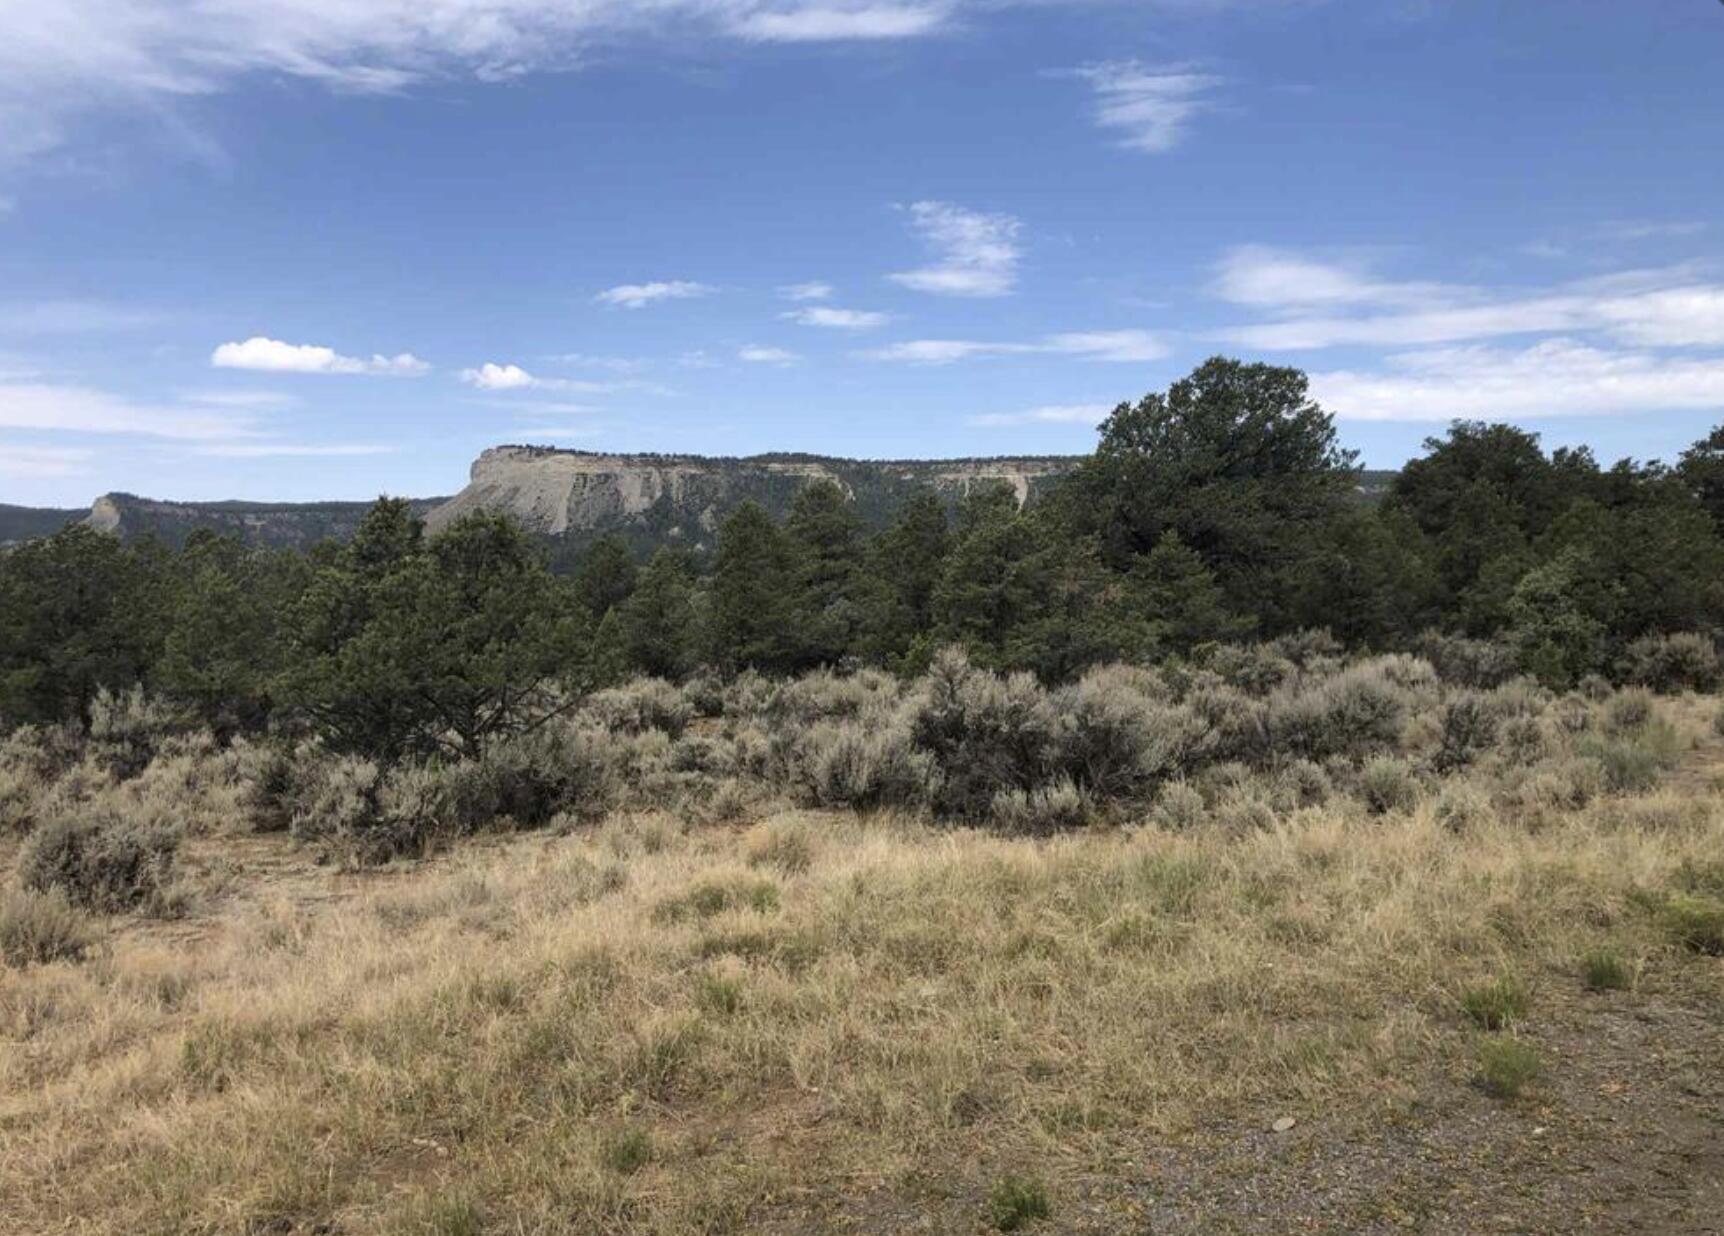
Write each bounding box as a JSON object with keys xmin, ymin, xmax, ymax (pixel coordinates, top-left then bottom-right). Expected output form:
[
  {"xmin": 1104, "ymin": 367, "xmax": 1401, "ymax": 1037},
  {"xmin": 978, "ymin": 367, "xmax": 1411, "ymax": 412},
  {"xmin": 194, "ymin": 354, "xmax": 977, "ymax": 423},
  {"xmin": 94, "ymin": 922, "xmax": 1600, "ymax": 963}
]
[
  {"xmin": 707, "ymin": 502, "xmax": 799, "ymax": 673},
  {"xmin": 572, "ymin": 535, "xmax": 638, "ymax": 619}
]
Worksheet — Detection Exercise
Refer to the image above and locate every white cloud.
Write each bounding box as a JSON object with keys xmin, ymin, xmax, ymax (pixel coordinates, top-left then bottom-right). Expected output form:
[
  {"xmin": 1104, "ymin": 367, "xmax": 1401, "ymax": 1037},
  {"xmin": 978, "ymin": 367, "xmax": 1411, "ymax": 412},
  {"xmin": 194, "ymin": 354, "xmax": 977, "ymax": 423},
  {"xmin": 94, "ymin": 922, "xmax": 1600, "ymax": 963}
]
[
  {"xmin": 1310, "ymin": 339, "xmax": 1724, "ymax": 422},
  {"xmin": 1070, "ymin": 61, "xmax": 1223, "ymax": 154},
  {"xmin": 968, "ymin": 402, "xmax": 1114, "ymax": 427},
  {"xmin": 1214, "ymin": 249, "xmax": 1724, "ymax": 351},
  {"xmin": 0, "ymin": 381, "xmax": 260, "ymax": 440},
  {"xmin": 779, "ymin": 281, "xmax": 834, "ymax": 302},
  {"xmin": 461, "ymin": 361, "xmax": 541, "ymax": 390},
  {"xmin": 194, "ymin": 443, "xmax": 395, "ymax": 457},
  {"xmin": 889, "ymin": 201, "xmax": 1022, "ymax": 298},
  {"xmin": 211, "ymin": 335, "xmax": 428, "ymax": 375},
  {"xmin": 735, "ymin": 4, "xmax": 948, "ymax": 42},
  {"xmin": 868, "ymin": 328, "xmax": 1164, "ymax": 364},
  {"xmin": 783, "ymin": 306, "xmax": 889, "ymax": 329},
  {"xmin": 739, "ymin": 345, "xmax": 800, "ymax": 364},
  {"xmin": 594, "ymin": 280, "xmax": 715, "ymax": 309},
  {"xmin": 0, "ymin": 442, "xmax": 93, "ymax": 477}
]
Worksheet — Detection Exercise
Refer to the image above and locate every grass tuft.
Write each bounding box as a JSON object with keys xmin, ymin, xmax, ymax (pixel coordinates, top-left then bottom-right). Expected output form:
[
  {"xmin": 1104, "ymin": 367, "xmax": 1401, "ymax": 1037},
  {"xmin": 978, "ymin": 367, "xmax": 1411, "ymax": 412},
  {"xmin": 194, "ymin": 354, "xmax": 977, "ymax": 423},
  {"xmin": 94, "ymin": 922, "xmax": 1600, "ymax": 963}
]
[
  {"xmin": 988, "ymin": 1174, "xmax": 1051, "ymax": 1231},
  {"xmin": 601, "ymin": 1127, "xmax": 654, "ymax": 1176},
  {"xmin": 0, "ymin": 885, "xmax": 95, "ymax": 966},
  {"xmin": 1580, "ymin": 949, "xmax": 1631, "ymax": 992},
  {"xmin": 1460, "ymin": 976, "xmax": 1529, "ymax": 1030},
  {"xmin": 1476, "ymin": 1036, "xmax": 1542, "ymax": 1099}
]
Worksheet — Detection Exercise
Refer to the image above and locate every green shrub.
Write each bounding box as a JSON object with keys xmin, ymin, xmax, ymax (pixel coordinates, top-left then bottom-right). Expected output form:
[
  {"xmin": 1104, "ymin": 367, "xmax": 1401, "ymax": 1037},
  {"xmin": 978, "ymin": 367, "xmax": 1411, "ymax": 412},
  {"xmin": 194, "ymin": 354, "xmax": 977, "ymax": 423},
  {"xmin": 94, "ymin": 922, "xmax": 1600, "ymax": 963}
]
[
  {"xmin": 1476, "ymin": 1036, "xmax": 1542, "ymax": 1098},
  {"xmin": 1662, "ymin": 894, "xmax": 1724, "ymax": 955},
  {"xmin": 1621, "ymin": 633, "xmax": 1722, "ymax": 694},
  {"xmin": 1460, "ymin": 976, "xmax": 1528, "ymax": 1030},
  {"xmin": 1580, "ymin": 949, "xmax": 1631, "ymax": 991},
  {"xmin": 655, "ymin": 876, "xmax": 780, "ymax": 923},
  {"xmin": 988, "ymin": 1175, "xmax": 1051, "ymax": 1231},
  {"xmin": 0, "ymin": 886, "xmax": 95, "ymax": 965},
  {"xmin": 601, "ymin": 1127, "xmax": 655, "ymax": 1175},
  {"xmin": 19, "ymin": 809, "xmax": 181, "ymax": 913}
]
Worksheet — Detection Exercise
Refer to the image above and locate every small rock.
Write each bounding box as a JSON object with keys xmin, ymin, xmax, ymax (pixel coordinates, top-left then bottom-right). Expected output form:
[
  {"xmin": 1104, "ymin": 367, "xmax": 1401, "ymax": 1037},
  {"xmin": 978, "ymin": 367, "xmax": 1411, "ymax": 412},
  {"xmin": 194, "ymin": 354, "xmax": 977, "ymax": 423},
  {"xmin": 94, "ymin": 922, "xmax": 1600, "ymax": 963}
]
[{"xmin": 1271, "ymin": 1116, "xmax": 1298, "ymax": 1134}]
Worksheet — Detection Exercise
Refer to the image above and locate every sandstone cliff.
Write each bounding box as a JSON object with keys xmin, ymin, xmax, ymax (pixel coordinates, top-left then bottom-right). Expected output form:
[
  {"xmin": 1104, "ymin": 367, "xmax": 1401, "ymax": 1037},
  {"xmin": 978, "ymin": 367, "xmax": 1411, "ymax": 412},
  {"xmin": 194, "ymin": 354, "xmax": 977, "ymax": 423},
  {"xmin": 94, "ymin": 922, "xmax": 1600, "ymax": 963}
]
[{"xmin": 423, "ymin": 446, "xmax": 1081, "ymax": 552}]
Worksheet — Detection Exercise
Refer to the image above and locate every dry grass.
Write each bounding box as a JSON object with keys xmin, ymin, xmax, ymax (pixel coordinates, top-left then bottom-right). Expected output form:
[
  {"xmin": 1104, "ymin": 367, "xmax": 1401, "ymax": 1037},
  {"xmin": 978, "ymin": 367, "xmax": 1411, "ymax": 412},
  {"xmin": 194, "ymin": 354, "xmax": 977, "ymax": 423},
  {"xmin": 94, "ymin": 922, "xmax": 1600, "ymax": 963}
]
[{"xmin": 2, "ymin": 691, "xmax": 1723, "ymax": 1233}]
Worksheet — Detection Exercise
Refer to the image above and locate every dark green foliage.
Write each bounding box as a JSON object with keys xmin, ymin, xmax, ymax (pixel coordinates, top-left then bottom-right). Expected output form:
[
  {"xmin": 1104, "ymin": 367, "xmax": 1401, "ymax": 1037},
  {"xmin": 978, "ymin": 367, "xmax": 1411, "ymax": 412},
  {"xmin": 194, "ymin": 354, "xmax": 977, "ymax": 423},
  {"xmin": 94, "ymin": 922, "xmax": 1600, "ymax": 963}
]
[
  {"xmin": 706, "ymin": 502, "xmax": 801, "ymax": 674},
  {"xmin": 572, "ymin": 535, "xmax": 638, "ymax": 619}
]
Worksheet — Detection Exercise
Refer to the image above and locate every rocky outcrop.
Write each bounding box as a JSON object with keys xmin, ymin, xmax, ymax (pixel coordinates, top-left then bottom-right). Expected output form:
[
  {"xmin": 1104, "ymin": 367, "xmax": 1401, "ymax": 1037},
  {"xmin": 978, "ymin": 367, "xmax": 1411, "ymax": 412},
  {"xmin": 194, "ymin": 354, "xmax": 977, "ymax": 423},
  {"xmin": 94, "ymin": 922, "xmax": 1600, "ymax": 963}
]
[{"xmin": 424, "ymin": 446, "xmax": 1081, "ymax": 552}]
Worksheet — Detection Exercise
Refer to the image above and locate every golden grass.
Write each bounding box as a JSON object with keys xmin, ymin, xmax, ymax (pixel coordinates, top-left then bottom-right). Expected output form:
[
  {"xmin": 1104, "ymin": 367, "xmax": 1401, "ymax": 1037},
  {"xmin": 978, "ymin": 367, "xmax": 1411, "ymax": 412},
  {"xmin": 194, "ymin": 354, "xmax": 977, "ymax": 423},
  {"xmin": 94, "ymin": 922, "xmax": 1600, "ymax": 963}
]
[{"xmin": 4, "ymin": 742, "xmax": 1724, "ymax": 1233}]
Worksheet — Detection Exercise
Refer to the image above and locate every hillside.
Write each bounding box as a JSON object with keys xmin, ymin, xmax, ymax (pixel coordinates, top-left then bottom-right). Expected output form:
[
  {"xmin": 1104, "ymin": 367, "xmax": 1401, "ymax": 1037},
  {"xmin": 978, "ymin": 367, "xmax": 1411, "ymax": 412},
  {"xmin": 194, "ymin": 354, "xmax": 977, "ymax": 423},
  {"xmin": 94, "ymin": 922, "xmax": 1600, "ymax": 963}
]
[{"xmin": 0, "ymin": 452, "xmax": 1401, "ymax": 556}]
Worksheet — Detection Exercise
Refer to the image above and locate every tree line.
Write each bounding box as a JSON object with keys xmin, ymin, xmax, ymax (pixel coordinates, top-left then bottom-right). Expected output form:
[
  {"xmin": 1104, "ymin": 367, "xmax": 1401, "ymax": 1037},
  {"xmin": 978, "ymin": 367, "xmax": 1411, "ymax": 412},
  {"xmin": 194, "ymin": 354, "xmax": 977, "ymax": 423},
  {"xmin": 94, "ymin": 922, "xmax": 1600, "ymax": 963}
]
[{"xmin": 6, "ymin": 357, "xmax": 1724, "ymax": 760}]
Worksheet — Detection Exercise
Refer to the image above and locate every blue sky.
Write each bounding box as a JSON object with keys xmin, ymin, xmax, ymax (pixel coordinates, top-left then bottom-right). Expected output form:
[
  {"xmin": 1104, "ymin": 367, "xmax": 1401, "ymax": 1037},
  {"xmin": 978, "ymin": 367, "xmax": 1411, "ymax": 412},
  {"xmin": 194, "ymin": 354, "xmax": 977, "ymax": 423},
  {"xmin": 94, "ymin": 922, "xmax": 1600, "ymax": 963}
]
[{"xmin": 2, "ymin": 0, "xmax": 1723, "ymax": 505}]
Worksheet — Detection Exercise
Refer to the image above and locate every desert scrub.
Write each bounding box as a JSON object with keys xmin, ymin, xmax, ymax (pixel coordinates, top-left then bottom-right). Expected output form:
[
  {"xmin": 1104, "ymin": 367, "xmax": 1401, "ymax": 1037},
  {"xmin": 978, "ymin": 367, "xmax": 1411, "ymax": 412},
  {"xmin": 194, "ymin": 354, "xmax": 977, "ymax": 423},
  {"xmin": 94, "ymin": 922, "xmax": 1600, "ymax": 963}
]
[
  {"xmin": 990, "ymin": 778, "xmax": 1089, "ymax": 835},
  {"xmin": 1476, "ymin": 1036, "xmax": 1542, "ymax": 1099},
  {"xmin": 19, "ymin": 808, "xmax": 181, "ymax": 913},
  {"xmin": 988, "ymin": 1175, "xmax": 1051, "ymax": 1232},
  {"xmin": 1620, "ymin": 632, "xmax": 1722, "ymax": 694},
  {"xmin": 1357, "ymin": 756, "xmax": 1420, "ymax": 815},
  {"xmin": 0, "ymin": 885, "xmax": 95, "ymax": 965}
]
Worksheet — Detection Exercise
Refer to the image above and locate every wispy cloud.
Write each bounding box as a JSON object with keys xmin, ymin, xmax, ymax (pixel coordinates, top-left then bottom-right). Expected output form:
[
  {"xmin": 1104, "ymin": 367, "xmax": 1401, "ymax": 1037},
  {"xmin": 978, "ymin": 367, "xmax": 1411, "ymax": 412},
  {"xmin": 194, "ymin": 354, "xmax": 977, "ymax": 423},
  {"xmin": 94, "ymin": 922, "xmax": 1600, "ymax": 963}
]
[
  {"xmin": 739, "ymin": 345, "xmax": 800, "ymax": 364},
  {"xmin": 0, "ymin": 381, "xmax": 260, "ymax": 440},
  {"xmin": 735, "ymin": 4, "xmax": 949, "ymax": 42},
  {"xmin": 968, "ymin": 402, "xmax": 1114, "ymax": 427},
  {"xmin": 0, "ymin": 442, "xmax": 92, "ymax": 476},
  {"xmin": 211, "ymin": 336, "xmax": 428, "ymax": 375},
  {"xmin": 783, "ymin": 306, "xmax": 889, "ymax": 329},
  {"xmin": 1310, "ymin": 339, "xmax": 1724, "ymax": 422},
  {"xmin": 1214, "ymin": 248, "xmax": 1724, "ymax": 351},
  {"xmin": 0, "ymin": 300, "xmax": 161, "ymax": 333},
  {"xmin": 779, "ymin": 281, "xmax": 834, "ymax": 302},
  {"xmin": 182, "ymin": 389, "xmax": 298, "ymax": 409},
  {"xmin": 1069, "ymin": 60, "xmax": 1224, "ymax": 154},
  {"xmin": 868, "ymin": 328, "xmax": 1164, "ymax": 363},
  {"xmin": 594, "ymin": 280, "xmax": 716, "ymax": 309},
  {"xmin": 889, "ymin": 201, "xmax": 1022, "ymax": 298},
  {"xmin": 194, "ymin": 443, "xmax": 395, "ymax": 458}
]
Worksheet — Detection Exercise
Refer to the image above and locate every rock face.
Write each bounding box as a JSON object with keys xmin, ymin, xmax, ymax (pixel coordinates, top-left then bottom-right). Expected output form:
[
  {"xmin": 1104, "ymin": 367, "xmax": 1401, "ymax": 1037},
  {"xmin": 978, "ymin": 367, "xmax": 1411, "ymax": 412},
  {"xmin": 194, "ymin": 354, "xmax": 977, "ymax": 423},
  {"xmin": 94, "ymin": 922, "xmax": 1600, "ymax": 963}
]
[
  {"xmin": 424, "ymin": 446, "xmax": 1081, "ymax": 553},
  {"xmin": 79, "ymin": 493, "xmax": 447, "ymax": 549}
]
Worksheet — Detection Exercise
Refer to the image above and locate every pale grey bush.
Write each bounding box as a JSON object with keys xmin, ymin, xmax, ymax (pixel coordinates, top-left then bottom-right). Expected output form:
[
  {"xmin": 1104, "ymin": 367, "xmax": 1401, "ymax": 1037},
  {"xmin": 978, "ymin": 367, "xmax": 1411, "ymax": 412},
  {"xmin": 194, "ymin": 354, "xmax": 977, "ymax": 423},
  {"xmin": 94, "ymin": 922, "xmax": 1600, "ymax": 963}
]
[
  {"xmin": 1435, "ymin": 691, "xmax": 1497, "ymax": 772},
  {"xmin": 990, "ymin": 777, "xmax": 1089, "ymax": 835},
  {"xmin": 583, "ymin": 678, "xmax": 692, "ymax": 738},
  {"xmin": 909, "ymin": 647, "xmax": 1059, "ymax": 820},
  {"xmin": 1266, "ymin": 663, "xmax": 1406, "ymax": 761},
  {"xmin": 1150, "ymin": 780, "xmax": 1206, "ymax": 830},
  {"xmin": 20, "ymin": 806, "xmax": 181, "ymax": 913},
  {"xmin": 1621, "ymin": 633, "xmax": 1722, "ymax": 694},
  {"xmin": 1052, "ymin": 665, "xmax": 1194, "ymax": 799},
  {"xmin": 772, "ymin": 668, "xmax": 899, "ymax": 723},
  {"xmin": 1182, "ymin": 685, "xmax": 1268, "ymax": 768},
  {"xmin": 1604, "ymin": 688, "xmax": 1656, "ymax": 735},
  {"xmin": 1433, "ymin": 781, "xmax": 1492, "ymax": 833},
  {"xmin": 788, "ymin": 715, "xmax": 936, "ymax": 810},
  {"xmin": 1266, "ymin": 629, "xmax": 1345, "ymax": 668},
  {"xmin": 1357, "ymin": 756, "xmax": 1420, "ymax": 815},
  {"xmin": 0, "ymin": 886, "xmax": 94, "ymax": 966},
  {"xmin": 1416, "ymin": 633, "xmax": 1520, "ymax": 689},
  {"xmin": 1204, "ymin": 644, "xmax": 1296, "ymax": 696},
  {"xmin": 88, "ymin": 686, "xmax": 192, "ymax": 779}
]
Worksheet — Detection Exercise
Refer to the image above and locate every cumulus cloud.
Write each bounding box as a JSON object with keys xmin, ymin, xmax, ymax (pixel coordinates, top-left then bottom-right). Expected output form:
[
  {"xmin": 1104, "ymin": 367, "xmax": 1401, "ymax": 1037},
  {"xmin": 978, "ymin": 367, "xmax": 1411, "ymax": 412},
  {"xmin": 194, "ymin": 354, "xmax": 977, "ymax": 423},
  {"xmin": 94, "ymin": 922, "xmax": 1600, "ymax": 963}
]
[
  {"xmin": 461, "ymin": 361, "xmax": 541, "ymax": 390},
  {"xmin": 1070, "ymin": 61, "xmax": 1223, "ymax": 154},
  {"xmin": 739, "ymin": 344, "xmax": 800, "ymax": 364},
  {"xmin": 783, "ymin": 306, "xmax": 889, "ymax": 329},
  {"xmin": 1310, "ymin": 339, "xmax": 1724, "ymax": 422},
  {"xmin": 779, "ymin": 281, "xmax": 834, "ymax": 302},
  {"xmin": 968, "ymin": 403, "xmax": 1114, "ymax": 427},
  {"xmin": 867, "ymin": 328, "xmax": 1164, "ymax": 364},
  {"xmin": 211, "ymin": 336, "xmax": 428, "ymax": 375},
  {"xmin": 889, "ymin": 201, "xmax": 1022, "ymax": 298}
]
